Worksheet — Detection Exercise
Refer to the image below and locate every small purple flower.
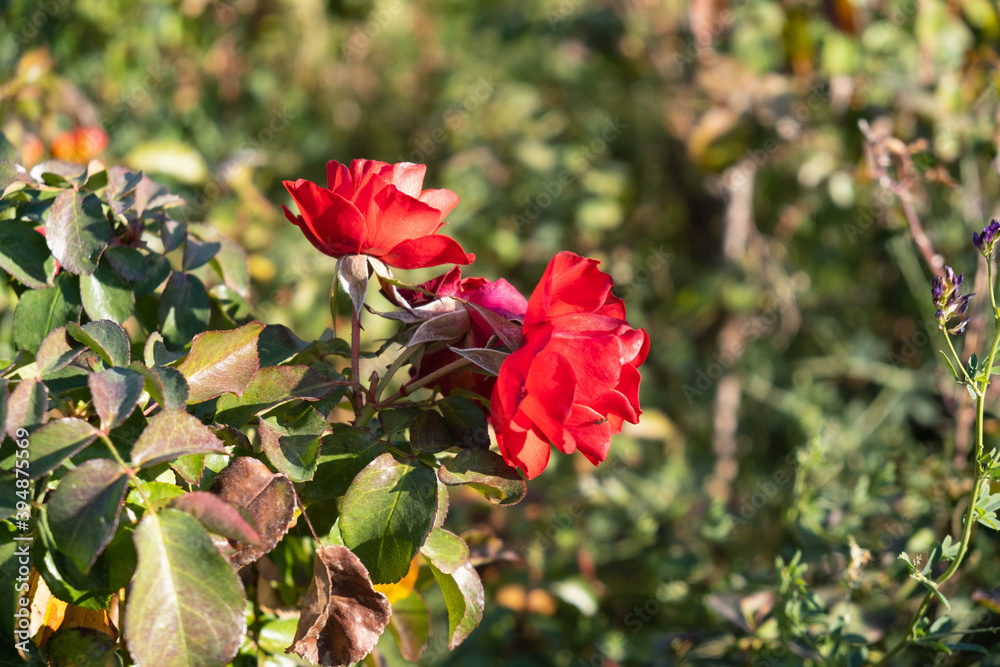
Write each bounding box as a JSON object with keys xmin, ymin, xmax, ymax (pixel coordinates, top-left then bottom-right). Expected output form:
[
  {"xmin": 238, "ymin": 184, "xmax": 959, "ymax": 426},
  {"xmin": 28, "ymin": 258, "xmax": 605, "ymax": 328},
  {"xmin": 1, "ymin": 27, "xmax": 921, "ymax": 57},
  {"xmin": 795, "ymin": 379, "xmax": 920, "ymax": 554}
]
[
  {"xmin": 973, "ymin": 218, "xmax": 1000, "ymax": 257},
  {"xmin": 932, "ymin": 265, "xmax": 973, "ymax": 334}
]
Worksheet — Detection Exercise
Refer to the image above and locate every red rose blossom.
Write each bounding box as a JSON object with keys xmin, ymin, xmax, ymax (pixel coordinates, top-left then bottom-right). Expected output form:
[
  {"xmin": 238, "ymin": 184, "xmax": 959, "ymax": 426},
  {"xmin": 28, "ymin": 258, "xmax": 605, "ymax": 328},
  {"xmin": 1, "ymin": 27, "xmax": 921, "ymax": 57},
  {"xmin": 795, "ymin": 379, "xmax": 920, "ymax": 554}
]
[
  {"xmin": 490, "ymin": 251, "xmax": 648, "ymax": 479},
  {"xmin": 282, "ymin": 159, "xmax": 474, "ymax": 270},
  {"xmin": 407, "ymin": 267, "xmax": 527, "ymax": 397}
]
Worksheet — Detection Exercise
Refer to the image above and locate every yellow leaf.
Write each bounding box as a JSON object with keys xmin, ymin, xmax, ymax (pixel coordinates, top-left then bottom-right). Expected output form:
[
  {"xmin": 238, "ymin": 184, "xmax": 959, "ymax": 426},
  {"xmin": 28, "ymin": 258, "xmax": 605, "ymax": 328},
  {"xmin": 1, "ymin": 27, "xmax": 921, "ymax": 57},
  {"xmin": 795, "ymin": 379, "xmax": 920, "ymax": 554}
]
[{"xmin": 373, "ymin": 558, "xmax": 418, "ymax": 604}]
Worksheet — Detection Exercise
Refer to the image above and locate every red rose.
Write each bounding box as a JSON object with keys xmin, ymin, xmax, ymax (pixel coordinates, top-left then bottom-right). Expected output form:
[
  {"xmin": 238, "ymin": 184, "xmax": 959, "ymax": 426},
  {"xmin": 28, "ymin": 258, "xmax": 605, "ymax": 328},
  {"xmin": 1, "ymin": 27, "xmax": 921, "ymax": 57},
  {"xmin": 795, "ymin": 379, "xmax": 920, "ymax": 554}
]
[
  {"xmin": 407, "ymin": 267, "xmax": 527, "ymax": 396},
  {"xmin": 282, "ymin": 160, "xmax": 474, "ymax": 270},
  {"xmin": 490, "ymin": 252, "xmax": 647, "ymax": 479}
]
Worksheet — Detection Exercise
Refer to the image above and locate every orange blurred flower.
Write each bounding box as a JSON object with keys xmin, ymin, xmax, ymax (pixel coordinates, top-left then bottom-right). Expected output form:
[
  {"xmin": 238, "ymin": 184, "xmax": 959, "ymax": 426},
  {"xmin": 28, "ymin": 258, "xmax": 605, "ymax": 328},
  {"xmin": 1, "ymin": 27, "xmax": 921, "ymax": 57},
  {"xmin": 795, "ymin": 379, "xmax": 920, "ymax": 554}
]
[{"xmin": 51, "ymin": 126, "xmax": 108, "ymax": 163}]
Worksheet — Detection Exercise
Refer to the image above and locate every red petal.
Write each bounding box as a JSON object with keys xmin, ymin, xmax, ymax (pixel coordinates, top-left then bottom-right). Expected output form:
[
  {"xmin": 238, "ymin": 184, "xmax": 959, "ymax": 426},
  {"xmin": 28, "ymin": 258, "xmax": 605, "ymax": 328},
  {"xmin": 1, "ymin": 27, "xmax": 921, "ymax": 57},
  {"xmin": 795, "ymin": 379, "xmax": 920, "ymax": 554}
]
[
  {"xmin": 284, "ymin": 179, "xmax": 343, "ymax": 227},
  {"xmin": 326, "ymin": 160, "xmax": 355, "ymax": 199},
  {"xmin": 379, "ymin": 235, "xmax": 474, "ymax": 270},
  {"xmin": 386, "ymin": 163, "xmax": 427, "ymax": 197},
  {"xmin": 524, "ymin": 251, "xmax": 614, "ymax": 331},
  {"xmin": 282, "ymin": 205, "xmax": 336, "ymax": 256},
  {"xmin": 518, "ymin": 350, "xmax": 576, "ymax": 451},
  {"xmin": 496, "ymin": 418, "xmax": 551, "ymax": 480},
  {"xmin": 306, "ymin": 193, "xmax": 368, "ymax": 256},
  {"xmin": 365, "ymin": 186, "xmax": 445, "ymax": 253},
  {"xmin": 562, "ymin": 405, "xmax": 612, "ymax": 466},
  {"xmin": 418, "ymin": 188, "xmax": 461, "ymax": 222}
]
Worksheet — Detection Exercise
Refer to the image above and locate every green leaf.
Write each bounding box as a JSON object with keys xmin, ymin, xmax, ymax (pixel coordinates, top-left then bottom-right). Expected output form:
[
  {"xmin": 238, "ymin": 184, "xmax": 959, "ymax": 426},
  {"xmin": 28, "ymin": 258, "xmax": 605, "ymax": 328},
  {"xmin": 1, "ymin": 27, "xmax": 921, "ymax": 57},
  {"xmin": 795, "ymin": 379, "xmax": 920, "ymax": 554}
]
[
  {"xmin": 88, "ymin": 367, "xmax": 145, "ymax": 431},
  {"xmin": 257, "ymin": 324, "xmax": 310, "ymax": 366},
  {"xmin": 36, "ymin": 327, "xmax": 84, "ymax": 377},
  {"xmin": 379, "ymin": 407, "xmax": 420, "ymax": 439},
  {"xmin": 130, "ymin": 409, "xmax": 226, "ymax": 468},
  {"xmin": 259, "ymin": 407, "xmax": 328, "ymax": 483},
  {"xmin": 30, "ymin": 418, "xmax": 100, "ymax": 478},
  {"xmin": 339, "ymin": 452, "xmax": 438, "ymax": 584},
  {"xmin": 182, "ymin": 236, "xmax": 220, "ymax": 271},
  {"xmin": 304, "ymin": 426, "xmax": 387, "ymax": 501},
  {"xmin": 46, "ymin": 459, "xmax": 129, "ymax": 574},
  {"xmin": 133, "ymin": 254, "xmax": 170, "ymax": 297},
  {"xmin": 210, "ymin": 284, "xmax": 252, "ymax": 324},
  {"xmin": 66, "ymin": 320, "xmax": 130, "ymax": 368},
  {"xmin": 214, "ymin": 365, "xmax": 341, "ymax": 428},
  {"xmin": 13, "ymin": 273, "xmax": 82, "ymax": 353},
  {"xmin": 80, "ymin": 260, "xmax": 135, "ymax": 324},
  {"xmin": 170, "ymin": 491, "xmax": 264, "ymax": 547},
  {"xmin": 130, "ymin": 362, "xmax": 189, "ymax": 410},
  {"xmin": 205, "ymin": 231, "xmax": 250, "ymax": 298},
  {"xmin": 170, "ymin": 453, "xmax": 206, "ymax": 485},
  {"xmin": 438, "ymin": 395, "xmax": 490, "ymax": 450},
  {"xmin": 419, "ymin": 527, "xmax": 470, "ymax": 574},
  {"xmin": 105, "ymin": 166, "xmax": 143, "ymax": 216},
  {"xmin": 424, "ymin": 535, "xmax": 484, "ymax": 649},
  {"xmin": 410, "ymin": 410, "xmax": 455, "ymax": 454},
  {"xmin": 143, "ymin": 331, "xmax": 182, "ymax": 367},
  {"xmin": 439, "ymin": 449, "xmax": 527, "ymax": 506},
  {"xmin": 47, "ymin": 627, "xmax": 121, "ymax": 667},
  {"xmin": 158, "ymin": 272, "xmax": 211, "ymax": 348},
  {"xmin": 126, "ymin": 480, "xmax": 185, "ymax": 509},
  {"xmin": 0, "ymin": 223, "xmax": 55, "ymax": 288},
  {"xmin": 175, "ymin": 321, "xmax": 264, "ymax": 403},
  {"xmin": 124, "ymin": 509, "xmax": 246, "ymax": 667},
  {"xmin": 104, "ymin": 245, "xmax": 147, "ymax": 283},
  {"xmin": 387, "ymin": 590, "xmax": 430, "ymax": 662},
  {"xmin": 5, "ymin": 377, "xmax": 48, "ymax": 439},
  {"xmin": 44, "ymin": 189, "xmax": 110, "ymax": 276}
]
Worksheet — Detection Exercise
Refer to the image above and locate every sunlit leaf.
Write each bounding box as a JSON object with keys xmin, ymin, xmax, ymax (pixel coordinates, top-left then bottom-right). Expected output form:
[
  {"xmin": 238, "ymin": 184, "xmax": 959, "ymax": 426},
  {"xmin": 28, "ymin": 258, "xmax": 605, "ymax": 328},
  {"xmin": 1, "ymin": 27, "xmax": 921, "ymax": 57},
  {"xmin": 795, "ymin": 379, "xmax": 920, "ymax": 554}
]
[
  {"xmin": 175, "ymin": 321, "xmax": 264, "ymax": 403},
  {"xmin": 438, "ymin": 449, "xmax": 526, "ymax": 506},
  {"xmin": 124, "ymin": 509, "xmax": 245, "ymax": 667},
  {"xmin": 44, "ymin": 189, "xmax": 110, "ymax": 276},
  {"xmin": 130, "ymin": 409, "xmax": 226, "ymax": 468},
  {"xmin": 88, "ymin": 367, "xmax": 145, "ymax": 431},
  {"xmin": 259, "ymin": 407, "xmax": 328, "ymax": 483}
]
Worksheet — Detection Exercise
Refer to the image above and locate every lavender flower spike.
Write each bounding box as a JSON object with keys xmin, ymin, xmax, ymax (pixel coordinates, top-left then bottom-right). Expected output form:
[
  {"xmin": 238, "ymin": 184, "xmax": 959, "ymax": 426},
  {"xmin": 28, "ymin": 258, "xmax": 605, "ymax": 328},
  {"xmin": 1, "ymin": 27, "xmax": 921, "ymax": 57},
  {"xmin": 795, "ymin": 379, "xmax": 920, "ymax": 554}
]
[
  {"xmin": 932, "ymin": 265, "xmax": 973, "ymax": 334},
  {"xmin": 973, "ymin": 218, "xmax": 1000, "ymax": 258}
]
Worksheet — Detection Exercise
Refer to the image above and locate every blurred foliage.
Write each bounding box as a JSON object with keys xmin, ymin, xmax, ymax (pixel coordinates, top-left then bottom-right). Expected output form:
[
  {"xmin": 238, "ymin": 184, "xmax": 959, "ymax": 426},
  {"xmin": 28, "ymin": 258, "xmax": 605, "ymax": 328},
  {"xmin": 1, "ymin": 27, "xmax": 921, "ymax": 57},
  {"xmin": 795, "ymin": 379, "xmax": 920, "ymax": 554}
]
[{"xmin": 4, "ymin": 0, "xmax": 1000, "ymax": 664}]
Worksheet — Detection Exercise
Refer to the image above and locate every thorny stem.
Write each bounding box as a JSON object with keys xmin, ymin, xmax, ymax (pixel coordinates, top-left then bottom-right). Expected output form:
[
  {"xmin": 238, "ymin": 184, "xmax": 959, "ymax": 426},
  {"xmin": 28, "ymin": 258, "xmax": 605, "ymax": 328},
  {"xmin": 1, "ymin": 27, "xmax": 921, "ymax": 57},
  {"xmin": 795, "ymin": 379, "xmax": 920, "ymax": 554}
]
[
  {"xmin": 876, "ymin": 324, "xmax": 1000, "ymax": 665},
  {"xmin": 350, "ymin": 305, "xmax": 363, "ymax": 417}
]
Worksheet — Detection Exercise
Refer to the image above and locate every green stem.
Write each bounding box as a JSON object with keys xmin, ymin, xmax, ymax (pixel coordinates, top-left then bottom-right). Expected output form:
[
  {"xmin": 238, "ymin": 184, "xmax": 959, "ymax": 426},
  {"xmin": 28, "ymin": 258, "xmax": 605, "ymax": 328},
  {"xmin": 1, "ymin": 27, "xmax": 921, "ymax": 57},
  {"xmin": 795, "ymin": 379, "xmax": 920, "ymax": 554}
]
[
  {"xmin": 377, "ymin": 357, "xmax": 474, "ymax": 408},
  {"xmin": 375, "ymin": 345, "xmax": 419, "ymax": 402},
  {"xmin": 350, "ymin": 305, "xmax": 364, "ymax": 416},
  {"xmin": 990, "ymin": 261, "xmax": 997, "ymax": 315},
  {"xmin": 876, "ymin": 324, "xmax": 1000, "ymax": 665},
  {"xmin": 944, "ymin": 331, "xmax": 978, "ymax": 393}
]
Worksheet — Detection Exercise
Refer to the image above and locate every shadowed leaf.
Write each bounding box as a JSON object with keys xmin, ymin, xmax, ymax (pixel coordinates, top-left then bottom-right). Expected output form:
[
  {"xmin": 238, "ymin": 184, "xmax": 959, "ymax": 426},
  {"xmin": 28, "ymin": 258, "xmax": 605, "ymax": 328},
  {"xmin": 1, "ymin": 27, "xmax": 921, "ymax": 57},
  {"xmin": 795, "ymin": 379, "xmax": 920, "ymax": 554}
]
[
  {"xmin": 339, "ymin": 453, "xmax": 437, "ymax": 584},
  {"xmin": 438, "ymin": 395, "xmax": 489, "ymax": 450},
  {"xmin": 5, "ymin": 377, "xmax": 48, "ymax": 439},
  {"xmin": 449, "ymin": 347, "xmax": 508, "ymax": 376},
  {"xmin": 30, "ymin": 418, "xmax": 100, "ymax": 479},
  {"xmin": 387, "ymin": 591, "xmax": 430, "ymax": 662},
  {"xmin": 171, "ymin": 491, "xmax": 264, "ymax": 547},
  {"xmin": 130, "ymin": 409, "xmax": 225, "ymax": 468},
  {"xmin": 47, "ymin": 627, "xmax": 120, "ymax": 667},
  {"xmin": 13, "ymin": 273, "xmax": 82, "ymax": 353},
  {"xmin": 130, "ymin": 362, "xmax": 188, "ymax": 410},
  {"xmin": 67, "ymin": 320, "xmax": 130, "ymax": 368},
  {"xmin": 304, "ymin": 426, "xmax": 386, "ymax": 501},
  {"xmin": 88, "ymin": 367, "xmax": 145, "ymax": 431},
  {"xmin": 209, "ymin": 456, "xmax": 296, "ymax": 568},
  {"xmin": 409, "ymin": 410, "xmax": 454, "ymax": 454},
  {"xmin": 104, "ymin": 245, "xmax": 147, "ymax": 283},
  {"xmin": 47, "ymin": 459, "xmax": 128, "ymax": 574},
  {"xmin": 438, "ymin": 449, "xmax": 527, "ymax": 506},
  {"xmin": 287, "ymin": 545, "xmax": 391, "ymax": 667},
  {"xmin": 259, "ymin": 407, "xmax": 328, "ymax": 483},
  {"xmin": 175, "ymin": 321, "xmax": 264, "ymax": 403},
  {"xmin": 158, "ymin": 272, "xmax": 211, "ymax": 348},
  {"xmin": 36, "ymin": 327, "xmax": 84, "ymax": 377},
  {"xmin": 0, "ymin": 223, "xmax": 54, "ymax": 288},
  {"xmin": 124, "ymin": 509, "xmax": 245, "ymax": 667}
]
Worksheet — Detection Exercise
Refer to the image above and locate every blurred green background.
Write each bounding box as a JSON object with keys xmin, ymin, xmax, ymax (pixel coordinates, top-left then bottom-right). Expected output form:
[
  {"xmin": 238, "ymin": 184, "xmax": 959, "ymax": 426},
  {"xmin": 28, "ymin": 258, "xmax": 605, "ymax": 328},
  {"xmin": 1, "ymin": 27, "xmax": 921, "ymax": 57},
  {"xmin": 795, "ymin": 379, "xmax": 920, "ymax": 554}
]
[{"xmin": 3, "ymin": 0, "xmax": 1000, "ymax": 664}]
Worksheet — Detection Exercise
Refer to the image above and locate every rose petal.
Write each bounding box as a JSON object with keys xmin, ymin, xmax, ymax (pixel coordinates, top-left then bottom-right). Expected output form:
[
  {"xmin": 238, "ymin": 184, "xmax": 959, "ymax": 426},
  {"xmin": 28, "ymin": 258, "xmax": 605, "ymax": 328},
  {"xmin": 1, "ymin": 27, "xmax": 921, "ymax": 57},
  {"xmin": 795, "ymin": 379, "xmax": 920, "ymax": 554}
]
[
  {"xmin": 380, "ymin": 235, "xmax": 474, "ymax": 270},
  {"xmin": 307, "ymin": 192, "xmax": 368, "ymax": 256},
  {"xmin": 524, "ymin": 252, "xmax": 614, "ymax": 330},
  {"xmin": 326, "ymin": 160, "xmax": 355, "ymax": 199},
  {"xmin": 496, "ymin": 419, "xmax": 551, "ymax": 480},
  {"xmin": 366, "ymin": 186, "xmax": 445, "ymax": 253},
  {"xmin": 562, "ymin": 405, "xmax": 612, "ymax": 466},
  {"xmin": 386, "ymin": 162, "xmax": 427, "ymax": 198},
  {"xmin": 419, "ymin": 188, "xmax": 461, "ymax": 222}
]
